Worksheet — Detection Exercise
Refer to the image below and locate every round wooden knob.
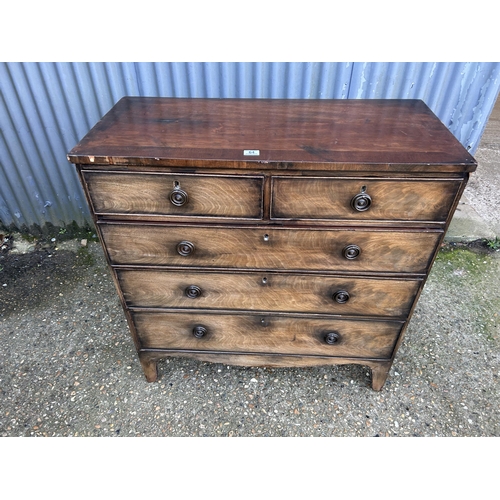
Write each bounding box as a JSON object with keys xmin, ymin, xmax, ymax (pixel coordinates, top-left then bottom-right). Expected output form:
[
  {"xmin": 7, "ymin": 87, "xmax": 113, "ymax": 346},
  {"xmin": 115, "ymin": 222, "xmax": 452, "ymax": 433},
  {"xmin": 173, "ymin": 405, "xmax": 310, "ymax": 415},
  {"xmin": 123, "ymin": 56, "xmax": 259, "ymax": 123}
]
[
  {"xmin": 169, "ymin": 186, "xmax": 188, "ymax": 206},
  {"xmin": 333, "ymin": 290, "xmax": 350, "ymax": 304},
  {"xmin": 324, "ymin": 331, "xmax": 340, "ymax": 345},
  {"xmin": 351, "ymin": 191, "xmax": 372, "ymax": 212},
  {"xmin": 192, "ymin": 325, "xmax": 208, "ymax": 338},
  {"xmin": 185, "ymin": 285, "xmax": 202, "ymax": 298},
  {"xmin": 343, "ymin": 244, "xmax": 361, "ymax": 260},
  {"xmin": 177, "ymin": 241, "xmax": 195, "ymax": 256}
]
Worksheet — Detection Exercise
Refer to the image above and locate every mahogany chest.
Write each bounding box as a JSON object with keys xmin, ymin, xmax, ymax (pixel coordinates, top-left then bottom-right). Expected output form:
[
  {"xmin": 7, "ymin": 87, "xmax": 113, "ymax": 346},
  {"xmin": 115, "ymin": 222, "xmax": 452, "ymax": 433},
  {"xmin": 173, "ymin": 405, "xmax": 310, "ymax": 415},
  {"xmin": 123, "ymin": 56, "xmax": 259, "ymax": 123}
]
[{"xmin": 67, "ymin": 97, "xmax": 476, "ymax": 390}]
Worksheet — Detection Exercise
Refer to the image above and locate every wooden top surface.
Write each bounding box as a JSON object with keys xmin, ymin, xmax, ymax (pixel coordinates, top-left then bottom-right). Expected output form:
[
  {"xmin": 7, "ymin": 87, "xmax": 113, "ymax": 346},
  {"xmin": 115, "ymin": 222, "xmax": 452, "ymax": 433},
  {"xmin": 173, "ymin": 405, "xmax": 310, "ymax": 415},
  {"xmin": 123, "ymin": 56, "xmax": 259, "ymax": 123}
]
[{"xmin": 67, "ymin": 97, "xmax": 477, "ymax": 171}]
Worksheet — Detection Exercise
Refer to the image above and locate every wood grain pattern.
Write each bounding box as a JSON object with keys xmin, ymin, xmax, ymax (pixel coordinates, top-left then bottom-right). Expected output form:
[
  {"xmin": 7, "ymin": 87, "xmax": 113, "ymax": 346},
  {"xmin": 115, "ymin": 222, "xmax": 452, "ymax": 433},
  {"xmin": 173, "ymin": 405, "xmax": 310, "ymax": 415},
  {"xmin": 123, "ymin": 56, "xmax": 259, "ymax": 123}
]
[
  {"xmin": 138, "ymin": 350, "xmax": 392, "ymax": 389},
  {"xmin": 139, "ymin": 355, "xmax": 158, "ymax": 382},
  {"xmin": 67, "ymin": 98, "xmax": 477, "ymax": 171},
  {"xmin": 132, "ymin": 311, "xmax": 403, "ymax": 358},
  {"xmin": 139, "ymin": 349, "xmax": 391, "ymax": 368},
  {"xmin": 100, "ymin": 223, "xmax": 441, "ymax": 274},
  {"xmin": 117, "ymin": 269, "xmax": 420, "ymax": 317},
  {"xmin": 84, "ymin": 171, "xmax": 263, "ymax": 218},
  {"xmin": 67, "ymin": 97, "xmax": 476, "ymax": 390},
  {"xmin": 272, "ymin": 176, "xmax": 463, "ymax": 222}
]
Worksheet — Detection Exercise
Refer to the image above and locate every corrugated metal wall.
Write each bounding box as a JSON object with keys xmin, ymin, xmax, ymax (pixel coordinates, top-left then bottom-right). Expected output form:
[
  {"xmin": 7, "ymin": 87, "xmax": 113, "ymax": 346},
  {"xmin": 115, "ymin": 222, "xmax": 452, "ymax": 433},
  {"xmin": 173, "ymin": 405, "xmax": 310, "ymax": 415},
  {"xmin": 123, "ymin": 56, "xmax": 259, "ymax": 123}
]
[{"xmin": 1, "ymin": 62, "xmax": 499, "ymax": 232}]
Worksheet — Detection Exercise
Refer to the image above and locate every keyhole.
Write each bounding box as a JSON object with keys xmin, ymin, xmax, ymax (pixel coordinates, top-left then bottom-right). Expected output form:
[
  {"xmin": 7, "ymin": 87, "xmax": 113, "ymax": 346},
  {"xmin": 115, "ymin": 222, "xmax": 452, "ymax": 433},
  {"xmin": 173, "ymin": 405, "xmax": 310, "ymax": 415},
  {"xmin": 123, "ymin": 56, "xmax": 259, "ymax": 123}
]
[
  {"xmin": 263, "ymin": 234, "xmax": 269, "ymax": 242},
  {"xmin": 262, "ymin": 277, "xmax": 268, "ymax": 284}
]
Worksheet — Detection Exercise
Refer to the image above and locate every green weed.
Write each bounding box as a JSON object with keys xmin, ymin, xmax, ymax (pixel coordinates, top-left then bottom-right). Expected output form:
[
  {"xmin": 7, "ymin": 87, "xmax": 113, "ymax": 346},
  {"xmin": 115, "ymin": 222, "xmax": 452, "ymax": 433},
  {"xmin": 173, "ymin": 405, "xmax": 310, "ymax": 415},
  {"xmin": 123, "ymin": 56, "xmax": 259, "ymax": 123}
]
[{"xmin": 486, "ymin": 237, "xmax": 500, "ymax": 251}]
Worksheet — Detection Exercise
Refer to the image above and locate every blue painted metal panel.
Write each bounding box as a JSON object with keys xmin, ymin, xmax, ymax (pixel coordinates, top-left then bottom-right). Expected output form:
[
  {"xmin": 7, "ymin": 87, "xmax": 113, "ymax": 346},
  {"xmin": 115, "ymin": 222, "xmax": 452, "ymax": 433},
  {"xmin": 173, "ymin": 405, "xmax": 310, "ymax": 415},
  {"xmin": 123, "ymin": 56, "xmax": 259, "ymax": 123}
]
[
  {"xmin": 347, "ymin": 62, "xmax": 500, "ymax": 151},
  {"xmin": 1, "ymin": 62, "xmax": 499, "ymax": 231}
]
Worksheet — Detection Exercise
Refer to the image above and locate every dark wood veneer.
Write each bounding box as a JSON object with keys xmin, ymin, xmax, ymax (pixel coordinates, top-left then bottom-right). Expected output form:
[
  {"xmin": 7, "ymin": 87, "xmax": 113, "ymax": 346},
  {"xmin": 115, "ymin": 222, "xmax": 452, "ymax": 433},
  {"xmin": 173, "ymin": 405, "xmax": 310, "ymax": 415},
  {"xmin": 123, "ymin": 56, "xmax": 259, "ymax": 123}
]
[
  {"xmin": 117, "ymin": 269, "xmax": 421, "ymax": 317},
  {"xmin": 68, "ymin": 98, "xmax": 476, "ymax": 169},
  {"xmin": 84, "ymin": 171, "xmax": 264, "ymax": 219},
  {"xmin": 132, "ymin": 311, "xmax": 403, "ymax": 359},
  {"xmin": 68, "ymin": 97, "xmax": 476, "ymax": 390},
  {"xmin": 99, "ymin": 223, "xmax": 442, "ymax": 274}
]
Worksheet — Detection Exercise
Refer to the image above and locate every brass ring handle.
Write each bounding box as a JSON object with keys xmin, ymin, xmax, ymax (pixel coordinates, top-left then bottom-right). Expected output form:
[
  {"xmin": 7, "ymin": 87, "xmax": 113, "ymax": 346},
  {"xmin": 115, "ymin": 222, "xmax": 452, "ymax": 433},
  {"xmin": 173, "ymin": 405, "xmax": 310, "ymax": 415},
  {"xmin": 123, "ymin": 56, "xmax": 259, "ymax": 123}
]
[
  {"xmin": 169, "ymin": 184, "xmax": 189, "ymax": 207},
  {"xmin": 192, "ymin": 325, "xmax": 208, "ymax": 338},
  {"xmin": 177, "ymin": 241, "xmax": 195, "ymax": 256},
  {"xmin": 333, "ymin": 290, "xmax": 350, "ymax": 304},
  {"xmin": 351, "ymin": 187, "xmax": 372, "ymax": 212},
  {"xmin": 343, "ymin": 244, "xmax": 361, "ymax": 260},
  {"xmin": 324, "ymin": 331, "xmax": 341, "ymax": 345},
  {"xmin": 185, "ymin": 285, "xmax": 202, "ymax": 298}
]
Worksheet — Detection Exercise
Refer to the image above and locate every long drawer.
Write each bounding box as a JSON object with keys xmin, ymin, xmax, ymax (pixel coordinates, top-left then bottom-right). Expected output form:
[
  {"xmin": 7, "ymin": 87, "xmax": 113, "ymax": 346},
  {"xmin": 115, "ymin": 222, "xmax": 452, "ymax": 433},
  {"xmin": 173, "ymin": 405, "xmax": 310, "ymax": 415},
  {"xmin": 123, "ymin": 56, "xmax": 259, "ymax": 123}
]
[
  {"xmin": 118, "ymin": 269, "xmax": 420, "ymax": 317},
  {"xmin": 83, "ymin": 171, "xmax": 264, "ymax": 219},
  {"xmin": 271, "ymin": 176, "xmax": 462, "ymax": 222},
  {"xmin": 100, "ymin": 223, "xmax": 442, "ymax": 274},
  {"xmin": 132, "ymin": 311, "xmax": 404, "ymax": 358}
]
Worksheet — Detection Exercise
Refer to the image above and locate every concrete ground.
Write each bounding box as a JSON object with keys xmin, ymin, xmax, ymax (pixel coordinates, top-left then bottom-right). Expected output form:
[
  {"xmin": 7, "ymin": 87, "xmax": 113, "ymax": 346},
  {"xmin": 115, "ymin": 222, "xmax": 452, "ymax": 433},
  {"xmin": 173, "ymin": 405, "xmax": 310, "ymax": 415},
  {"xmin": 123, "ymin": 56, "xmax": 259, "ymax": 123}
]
[
  {"xmin": 0, "ymin": 98, "xmax": 499, "ymax": 438},
  {"xmin": 447, "ymin": 95, "xmax": 500, "ymax": 241}
]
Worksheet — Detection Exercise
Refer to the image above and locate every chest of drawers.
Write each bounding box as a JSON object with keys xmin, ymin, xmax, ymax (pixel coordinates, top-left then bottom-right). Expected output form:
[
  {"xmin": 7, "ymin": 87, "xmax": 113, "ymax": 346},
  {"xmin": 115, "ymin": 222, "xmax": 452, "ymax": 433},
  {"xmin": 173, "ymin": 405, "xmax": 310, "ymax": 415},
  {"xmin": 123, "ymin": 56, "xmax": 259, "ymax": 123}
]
[{"xmin": 67, "ymin": 97, "xmax": 476, "ymax": 390}]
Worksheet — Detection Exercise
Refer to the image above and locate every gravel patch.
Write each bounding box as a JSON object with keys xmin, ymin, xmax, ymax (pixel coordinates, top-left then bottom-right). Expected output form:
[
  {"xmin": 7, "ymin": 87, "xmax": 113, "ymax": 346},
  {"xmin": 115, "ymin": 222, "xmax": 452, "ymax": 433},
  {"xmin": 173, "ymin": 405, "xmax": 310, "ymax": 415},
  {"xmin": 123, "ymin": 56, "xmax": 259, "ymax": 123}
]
[{"xmin": 0, "ymin": 236, "xmax": 499, "ymax": 437}]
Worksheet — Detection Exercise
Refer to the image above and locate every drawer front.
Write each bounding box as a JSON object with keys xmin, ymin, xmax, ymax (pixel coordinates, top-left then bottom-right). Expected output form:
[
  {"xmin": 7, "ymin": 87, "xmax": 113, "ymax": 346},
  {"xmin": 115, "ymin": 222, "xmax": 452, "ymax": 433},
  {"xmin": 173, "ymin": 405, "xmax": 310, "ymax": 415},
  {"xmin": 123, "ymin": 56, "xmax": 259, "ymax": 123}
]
[
  {"xmin": 83, "ymin": 171, "xmax": 264, "ymax": 218},
  {"xmin": 133, "ymin": 311, "xmax": 403, "ymax": 358},
  {"xmin": 118, "ymin": 270, "xmax": 420, "ymax": 318},
  {"xmin": 272, "ymin": 177, "xmax": 463, "ymax": 221},
  {"xmin": 101, "ymin": 223, "xmax": 441, "ymax": 274}
]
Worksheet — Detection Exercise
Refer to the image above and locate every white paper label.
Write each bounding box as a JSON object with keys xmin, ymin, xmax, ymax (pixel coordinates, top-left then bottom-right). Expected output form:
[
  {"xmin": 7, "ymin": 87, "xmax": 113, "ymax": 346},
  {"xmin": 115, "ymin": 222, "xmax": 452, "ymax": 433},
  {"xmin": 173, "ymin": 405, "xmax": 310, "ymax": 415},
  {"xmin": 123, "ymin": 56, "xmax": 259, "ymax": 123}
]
[{"xmin": 243, "ymin": 149, "xmax": 260, "ymax": 156}]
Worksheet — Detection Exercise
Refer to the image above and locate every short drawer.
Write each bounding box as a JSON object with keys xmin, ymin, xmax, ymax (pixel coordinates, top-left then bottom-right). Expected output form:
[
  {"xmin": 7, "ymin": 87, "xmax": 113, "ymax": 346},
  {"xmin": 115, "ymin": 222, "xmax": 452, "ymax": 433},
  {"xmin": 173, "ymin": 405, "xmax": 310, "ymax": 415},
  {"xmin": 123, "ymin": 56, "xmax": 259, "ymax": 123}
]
[
  {"xmin": 100, "ymin": 223, "xmax": 442, "ymax": 274},
  {"xmin": 118, "ymin": 269, "xmax": 420, "ymax": 318},
  {"xmin": 271, "ymin": 176, "xmax": 463, "ymax": 222},
  {"xmin": 132, "ymin": 311, "xmax": 403, "ymax": 359},
  {"xmin": 83, "ymin": 171, "xmax": 264, "ymax": 219}
]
